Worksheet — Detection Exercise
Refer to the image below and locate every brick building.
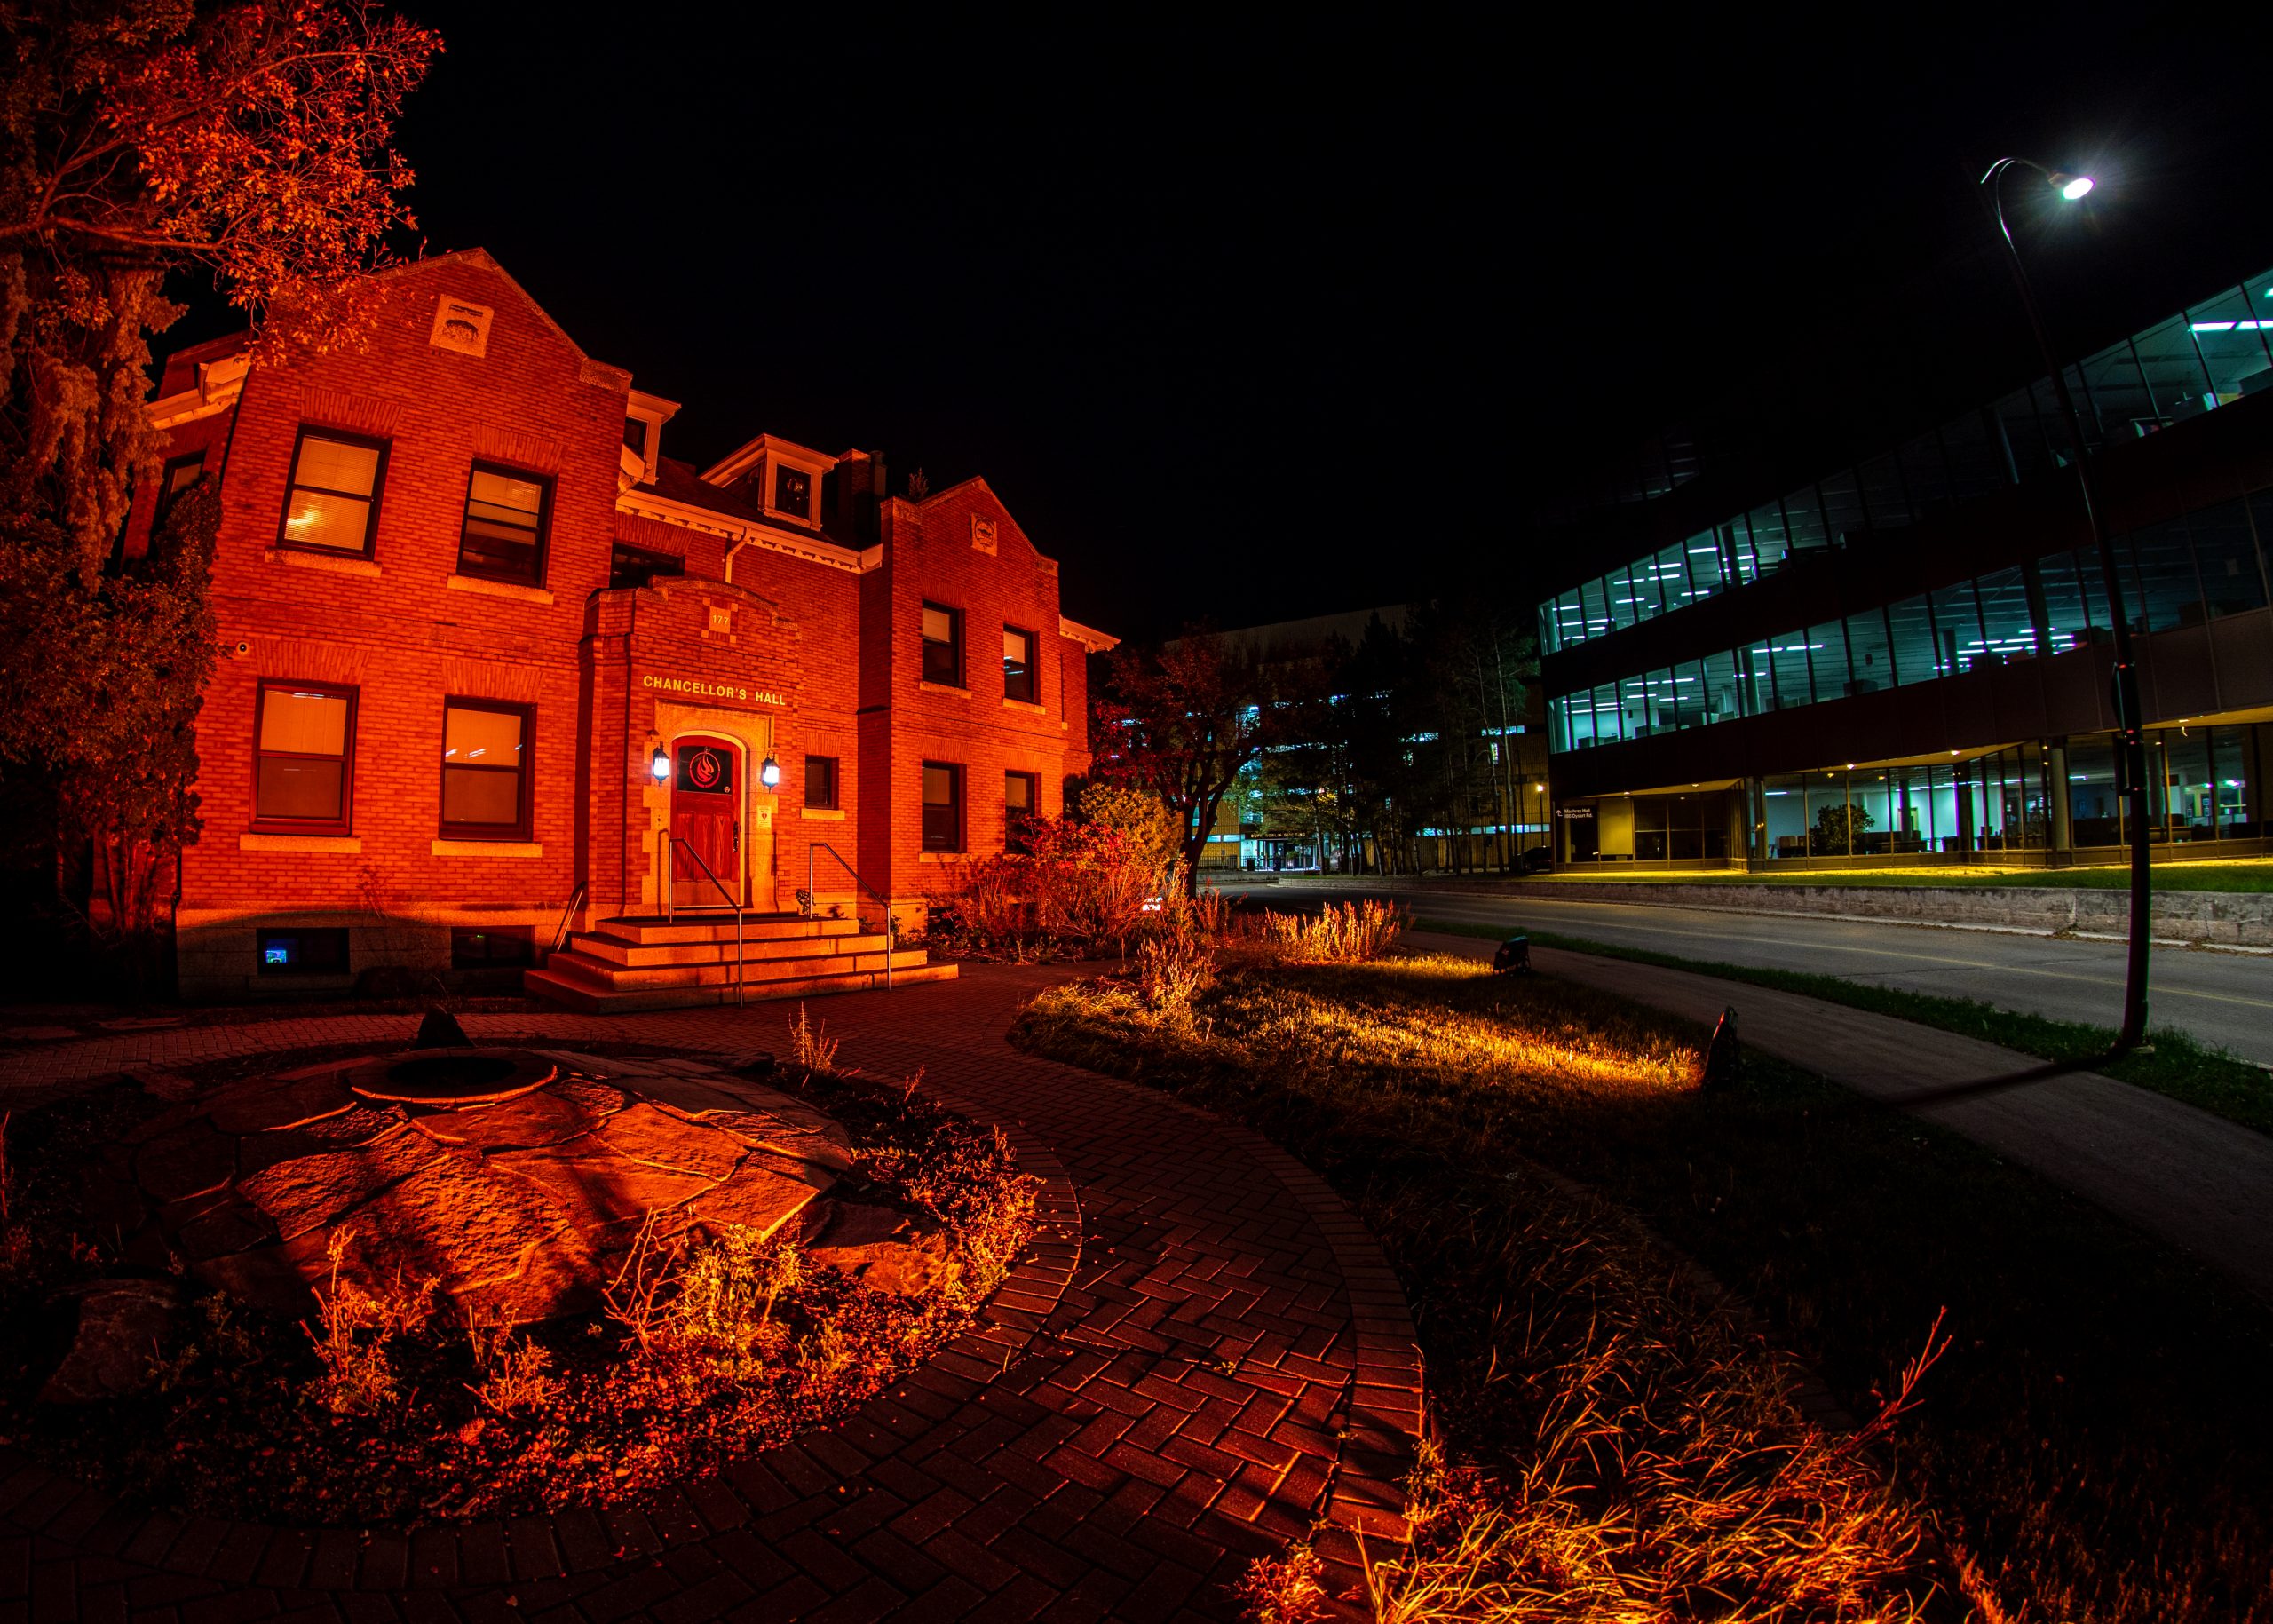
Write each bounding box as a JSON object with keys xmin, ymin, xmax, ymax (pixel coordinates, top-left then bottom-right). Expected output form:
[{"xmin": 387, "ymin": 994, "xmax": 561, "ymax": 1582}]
[{"xmin": 139, "ymin": 251, "xmax": 1114, "ymax": 1003}]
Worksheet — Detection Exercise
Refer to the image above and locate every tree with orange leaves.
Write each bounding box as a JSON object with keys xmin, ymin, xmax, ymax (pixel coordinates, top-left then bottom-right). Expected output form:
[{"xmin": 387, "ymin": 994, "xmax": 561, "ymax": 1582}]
[{"xmin": 0, "ymin": 0, "xmax": 439, "ymax": 983}]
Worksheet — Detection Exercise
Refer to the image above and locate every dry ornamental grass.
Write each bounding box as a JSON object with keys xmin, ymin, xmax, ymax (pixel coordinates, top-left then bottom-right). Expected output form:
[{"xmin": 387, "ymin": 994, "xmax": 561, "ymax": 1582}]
[
  {"xmin": 1018, "ymin": 955, "xmax": 1941, "ymax": 1620},
  {"xmin": 1018, "ymin": 947, "xmax": 2273, "ymax": 1621}
]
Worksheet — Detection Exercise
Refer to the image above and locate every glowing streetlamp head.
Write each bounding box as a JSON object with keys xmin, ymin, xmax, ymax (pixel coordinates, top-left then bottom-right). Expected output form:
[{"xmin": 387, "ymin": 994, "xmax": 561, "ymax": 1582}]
[
  {"xmin": 2053, "ymin": 172, "xmax": 2094, "ymax": 201},
  {"xmin": 650, "ymin": 745, "xmax": 670, "ymax": 781}
]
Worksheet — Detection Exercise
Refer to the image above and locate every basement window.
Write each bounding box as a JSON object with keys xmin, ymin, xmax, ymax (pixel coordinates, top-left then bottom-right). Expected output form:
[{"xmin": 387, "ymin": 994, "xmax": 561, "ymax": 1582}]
[{"xmin": 257, "ymin": 928, "xmax": 349, "ymax": 976}]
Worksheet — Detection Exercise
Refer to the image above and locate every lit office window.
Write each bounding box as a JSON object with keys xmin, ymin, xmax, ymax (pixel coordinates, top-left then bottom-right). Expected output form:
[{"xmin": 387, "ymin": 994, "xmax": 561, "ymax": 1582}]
[
  {"xmin": 280, "ymin": 430, "xmax": 384, "ymax": 554},
  {"xmin": 440, "ymin": 701, "xmax": 530, "ymax": 838},
  {"xmin": 1684, "ymin": 533, "xmax": 1724, "ymax": 599},
  {"xmin": 1746, "ymin": 503, "xmax": 1790, "ymax": 576},
  {"xmin": 1651, "ymin": 543, "xmax": 1690, "ymax": 608},
  {"xmin": 1788, "ymin": 485, "xmax": 1837, "ymax": 553},
  {"xmin": 1002, "ymin": 625, "xmax": 1037, "ymax": 703},
  {"xmin": 2188, "ymin": 286, "xmax": 2273, "ymax": 404},
  {"xmin": 1579, "ymin": 577, "xmax": 1610, "ymax": 638},
  {"xmin": 1604, "ymin": 563, "xmax": 1640, "ymax": 630},
  {"xmin": 1930, "ymin": 580, "xmax": 1986, "ymax": 674},
  {"xmin": 1769, "ymin": 632, "xmax": 1815, "ymax": 709},
  {"xmin": 2033, "ymin": 554, "xmax": 2092, "ymax": 652},
  {"xmin": 1975, "ymin": 567, "xmax": 2037, "ymax": 661},
  {"xmin": 458, "ymin": 465, "xmax": 551, "ymax": 584},
  {"xmin": 255, "ymin": 683, "xmax": 355, "ymax": 829}
]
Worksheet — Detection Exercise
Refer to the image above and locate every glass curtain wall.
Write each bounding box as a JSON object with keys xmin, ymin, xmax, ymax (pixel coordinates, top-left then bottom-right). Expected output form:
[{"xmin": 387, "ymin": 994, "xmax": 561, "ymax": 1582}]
[
  {"xmin": 1544, "ymin": 481, "xmax": 2273, "ymax": 749},
  {"xmin": 1540, "ymin": 268, "xmax": 2273, "ymax": 655}
]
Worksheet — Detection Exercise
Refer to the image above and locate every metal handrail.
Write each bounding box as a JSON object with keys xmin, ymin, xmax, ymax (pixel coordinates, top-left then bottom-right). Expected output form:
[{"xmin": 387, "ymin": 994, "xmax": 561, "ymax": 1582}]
[
  {"xmin": 806, "ymin": 843, "xmax": 899, "ymax": 991},
  {"xmin": 549, "ymin": 881, "xmax": 587, "ymax": 955},
  {"xmin": 658, "ymin": 821, "xmax": 745, "ymax": 1005}
]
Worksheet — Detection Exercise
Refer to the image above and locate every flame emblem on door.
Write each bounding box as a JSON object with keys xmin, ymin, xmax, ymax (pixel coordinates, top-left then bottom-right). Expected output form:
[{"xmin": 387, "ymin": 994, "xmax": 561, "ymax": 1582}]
[{"xmin": 687, "ymin": 749, "xmax": 724, "ymax": 789}]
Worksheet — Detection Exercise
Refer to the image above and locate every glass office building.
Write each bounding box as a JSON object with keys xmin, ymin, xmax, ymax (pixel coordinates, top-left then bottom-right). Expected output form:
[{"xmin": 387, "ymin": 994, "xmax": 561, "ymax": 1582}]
[{"xmin": 1535, "ymin": 268, "xmax": 2273, "ymax": 869}]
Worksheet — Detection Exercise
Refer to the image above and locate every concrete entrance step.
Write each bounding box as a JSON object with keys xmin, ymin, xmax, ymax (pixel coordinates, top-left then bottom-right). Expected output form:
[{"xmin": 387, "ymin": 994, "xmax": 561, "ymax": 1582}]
[
  {"xmin": 541, "ymin": 946, "xmax": 930, "ymax": 993},
  {"xmin": 522, "ymin": 960, "xmax": 957, "ymax": 1012},
  {"xmin": 595, "ymin": 915, "xmax": 860, "ymax": 946},
  {"xmin": 566, "ymin": 931, "xmax": 892, "ymax": 969}
]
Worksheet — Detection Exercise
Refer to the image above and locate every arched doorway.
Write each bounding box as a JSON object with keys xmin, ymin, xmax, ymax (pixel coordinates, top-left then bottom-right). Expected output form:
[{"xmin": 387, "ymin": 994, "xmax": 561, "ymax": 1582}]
[{"xmin": 669, "ymin": 733, "xmax": 743, "ymax": 908}]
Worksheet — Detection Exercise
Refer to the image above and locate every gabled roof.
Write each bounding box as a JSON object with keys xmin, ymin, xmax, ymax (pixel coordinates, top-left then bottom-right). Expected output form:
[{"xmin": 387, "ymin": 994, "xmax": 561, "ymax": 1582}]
[
  {"xmin": 366, "ymin": 248, "xmax": 630, "ymax": 386},
  {"xmin": 701, "ymin": 432, "xmax": 840, "ymax": 487}
]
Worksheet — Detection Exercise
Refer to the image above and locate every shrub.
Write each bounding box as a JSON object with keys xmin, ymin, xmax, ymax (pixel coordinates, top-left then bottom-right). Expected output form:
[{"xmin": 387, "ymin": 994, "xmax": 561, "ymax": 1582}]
[
  {"xmin": 925, "ymin": 813, "xmax": 1166, "ymax": 955},
  {"xmin": 1235, "ymin": 1539, "xmax": 1329, "ymax": 1623},
  {"xmin": 1260, "ymin": 899, "xmax": 1406, "ymax": 963},
  {"xmin": 1136, "ymin": 933, "xmax": 1216, "ymax": 1023},
  {"xmin": 305, "ymin": 1228, "xmax": 436, "ymax": 1417}
]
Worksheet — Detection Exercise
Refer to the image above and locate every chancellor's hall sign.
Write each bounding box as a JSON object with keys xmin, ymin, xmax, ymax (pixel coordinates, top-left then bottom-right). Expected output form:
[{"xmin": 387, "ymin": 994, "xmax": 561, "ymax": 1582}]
[{"xmin": 642, "ymin": 673, "xmax": 787, "ymax": 707}]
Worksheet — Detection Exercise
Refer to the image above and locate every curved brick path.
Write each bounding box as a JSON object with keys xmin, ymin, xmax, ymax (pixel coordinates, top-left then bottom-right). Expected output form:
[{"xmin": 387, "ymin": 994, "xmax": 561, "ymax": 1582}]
[{"xmin": 0, "ymin": 964, "xmax": 1424, "ymax": 1622}]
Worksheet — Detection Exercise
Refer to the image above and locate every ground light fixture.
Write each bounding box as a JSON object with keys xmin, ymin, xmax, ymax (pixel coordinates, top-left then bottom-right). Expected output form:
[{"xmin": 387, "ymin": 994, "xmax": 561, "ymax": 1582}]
[
  {"xmin": 760, "ymin": 756, "xmax": 781, "ymax": 788},
  {"xmin": 1979, "ymin": 154, "xmax": 2152, "ymax": 1051},
  {"xmin": 651, "ymin": 745, "xmax": 670, "ymax": 781}
]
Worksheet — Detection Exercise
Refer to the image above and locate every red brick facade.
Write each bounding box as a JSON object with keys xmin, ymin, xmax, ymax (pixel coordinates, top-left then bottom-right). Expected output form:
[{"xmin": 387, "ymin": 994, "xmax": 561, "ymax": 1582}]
[{"xmin": 146, "ymin": 251, "xmax": 1113, "ymax": 999}]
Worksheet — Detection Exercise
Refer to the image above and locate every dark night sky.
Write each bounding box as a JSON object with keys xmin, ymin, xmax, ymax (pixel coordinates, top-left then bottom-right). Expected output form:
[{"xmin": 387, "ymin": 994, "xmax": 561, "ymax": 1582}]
[{"xmin": 173, "ymin": 5, "xmax": 2273, "ymax": 640}]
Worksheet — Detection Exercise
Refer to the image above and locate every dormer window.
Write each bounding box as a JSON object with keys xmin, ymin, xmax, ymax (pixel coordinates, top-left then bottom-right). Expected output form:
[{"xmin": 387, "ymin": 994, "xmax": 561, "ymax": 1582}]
[
  {"xmin": 697, "ymin": 435, "xmax": 837, "ymax": 526},
  {"xmin": 622, "ymin": 390, "xmax": 678, "ymax": 487},
  {"xmin": 774, "ymin": 465, "xmax": 812, "ymax": 521}
]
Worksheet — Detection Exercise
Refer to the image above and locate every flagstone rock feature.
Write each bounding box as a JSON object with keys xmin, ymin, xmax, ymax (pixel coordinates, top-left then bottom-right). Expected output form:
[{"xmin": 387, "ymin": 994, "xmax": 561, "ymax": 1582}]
[{"xmin": 103, "ymin": 1050, "xmax": 855, "ymax": 1321}]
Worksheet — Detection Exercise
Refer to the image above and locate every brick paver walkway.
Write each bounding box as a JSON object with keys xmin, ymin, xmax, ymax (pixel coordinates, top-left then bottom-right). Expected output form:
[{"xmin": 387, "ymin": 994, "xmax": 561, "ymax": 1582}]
[{"xmin": 0, "ymin": 965, "xmax": 1424, "ymax": 1622}]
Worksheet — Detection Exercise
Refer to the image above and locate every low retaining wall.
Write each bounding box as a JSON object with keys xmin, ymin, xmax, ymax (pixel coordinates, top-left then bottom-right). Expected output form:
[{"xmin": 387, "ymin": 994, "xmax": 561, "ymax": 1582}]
[{"xmin": 1489, "ymin": 881, "xmax": 2273, "ymax": 949}]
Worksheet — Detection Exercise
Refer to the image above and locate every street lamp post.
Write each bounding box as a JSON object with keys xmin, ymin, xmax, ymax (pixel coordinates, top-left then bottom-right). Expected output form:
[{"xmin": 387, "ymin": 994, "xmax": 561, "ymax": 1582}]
[{"xmin": 1980, "ymin": 156, "xmax": 2152, "ymax": 1051}]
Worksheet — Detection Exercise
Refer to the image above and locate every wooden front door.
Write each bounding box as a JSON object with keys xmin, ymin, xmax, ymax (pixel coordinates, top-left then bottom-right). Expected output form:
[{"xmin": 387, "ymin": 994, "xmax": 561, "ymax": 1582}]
[{"xmin": 669, "ymin": 735, "xmax": 741, "ymax": 907}]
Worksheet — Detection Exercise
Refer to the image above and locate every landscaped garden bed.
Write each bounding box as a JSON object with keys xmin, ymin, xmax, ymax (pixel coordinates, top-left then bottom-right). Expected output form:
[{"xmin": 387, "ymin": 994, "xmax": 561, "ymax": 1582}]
[
  {"xmin": 0, "ymin": 1025, "xmax": 1034, "ymax": 1527},
  {"xmin": 1014, "ymin": 905, "xmax": 2273, "ymax": 1623}
]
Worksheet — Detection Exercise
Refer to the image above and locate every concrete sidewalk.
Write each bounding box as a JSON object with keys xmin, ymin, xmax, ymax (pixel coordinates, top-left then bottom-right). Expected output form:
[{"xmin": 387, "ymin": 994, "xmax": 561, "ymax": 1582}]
[{"xmin": 1411, "ymin": 929, "xmax": 2273, "ymax": 1303}]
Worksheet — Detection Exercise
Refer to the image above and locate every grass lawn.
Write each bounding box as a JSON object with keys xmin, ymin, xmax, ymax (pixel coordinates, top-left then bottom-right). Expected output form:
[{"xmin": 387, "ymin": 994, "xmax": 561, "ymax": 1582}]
[
  {"xmin": 1015, "ymin": 948, "xmax": 2273, "ymax": 1623},
  {"xmin": 1532, "ymin": 861, "xmax": 2273, "ymax": 892},
  {"xmin": 1411, "ymin": 916, "xmax": 2273, "ymax": 1138}
]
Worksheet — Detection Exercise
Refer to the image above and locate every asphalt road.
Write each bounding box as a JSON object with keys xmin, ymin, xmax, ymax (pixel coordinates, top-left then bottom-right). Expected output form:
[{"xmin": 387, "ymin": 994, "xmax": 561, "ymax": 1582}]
[{"xmin": 1239, "ymin": 879, "xmax": 2273, "ymax": 1067}]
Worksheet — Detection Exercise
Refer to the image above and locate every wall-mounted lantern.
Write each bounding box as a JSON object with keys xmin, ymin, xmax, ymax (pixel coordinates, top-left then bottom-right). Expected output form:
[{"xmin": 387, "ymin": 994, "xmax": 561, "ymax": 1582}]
[{"xmin": 759, "ymin": 756, "xmax": 781, "ymax": 788}]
